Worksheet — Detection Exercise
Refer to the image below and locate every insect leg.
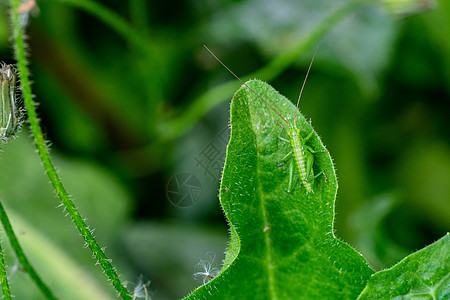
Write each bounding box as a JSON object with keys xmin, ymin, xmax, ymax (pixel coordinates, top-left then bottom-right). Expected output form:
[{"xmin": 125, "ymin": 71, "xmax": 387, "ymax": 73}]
[
  {"xmin": 308, "ymin": 170, "xmax": 326, "ymax": 182},
  {"xmin": 304, "ymin": 148, "xmax": 327, "ymax": 184},
  {"xmin": 303, "ymin": 129, "xmax": 328, "ymax": 154},
  {"xmin": 305, "ymin": 145, "xmax": 327, "ymax": 154},
  {"xmin": 305, "ymin": 152, "xmax": 327, "ymax": 183},
  {"xmin": 281, "ymin": 150, "xmax": 293, "ymax": 162},
  {"xmin": 304, "ymin": 150, "xmax": 315, "ymax": 181},
  {"xmin": 278, "ymin": 130, "xmax": 294, "ymax": 192},
  {"xmin": 279, "ymin": 136, "xmax": 290, "ymax": 143},
  {"xmin": 304, "ymin": 129, "xmax": 314, "ymax": 142},
  {"xmin": 287, "ymin": 159, "xmax": 295, "ymax": 193}
]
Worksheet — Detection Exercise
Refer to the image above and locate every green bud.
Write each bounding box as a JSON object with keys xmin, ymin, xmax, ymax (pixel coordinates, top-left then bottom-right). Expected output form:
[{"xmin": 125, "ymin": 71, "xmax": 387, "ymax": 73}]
[{"xmin": 1, "ymin": 64, "xmax": 21, "ymax": 140}]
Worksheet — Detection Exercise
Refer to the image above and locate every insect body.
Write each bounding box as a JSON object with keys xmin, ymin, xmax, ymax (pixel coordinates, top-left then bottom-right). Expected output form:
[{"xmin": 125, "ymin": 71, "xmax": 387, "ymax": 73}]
[
  {"xmin": 289, "ymin": 128, "xmax": 314, "ymax": 193},
  {"xmin": 283, "ymin": 127, "xmax": 325, "ymax": 194},
  {"xmin": 204, "ymin": 22, "xmax": 328, "ymax": 194}
]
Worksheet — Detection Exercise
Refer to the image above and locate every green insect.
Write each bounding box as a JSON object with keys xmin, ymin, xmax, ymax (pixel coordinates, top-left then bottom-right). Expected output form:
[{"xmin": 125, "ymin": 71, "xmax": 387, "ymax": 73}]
[
  {"xmin": 1, "ymin": 64, "xmax": 21, "ymax": 140},
  {"xmin": 204, "ymin": 25, "xmax": 329, "ymax": 194}
]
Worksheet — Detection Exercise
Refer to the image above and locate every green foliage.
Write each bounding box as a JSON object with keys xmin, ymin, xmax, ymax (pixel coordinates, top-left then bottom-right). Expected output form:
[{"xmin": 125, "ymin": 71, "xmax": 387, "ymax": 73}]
[
  {"xmin": 187, "ymin": 81, "xmax": 448, "ymax": 299},
  {"xmin": 0, "ymin": 0, "xmax": 448, "ymax": 298},
  {"xmin": 358, "ymin": 234, "xmax": 449, "ymax": 299},
  {"xmin": 187, "ymin": 81, "xmax": 374, "ymax": 298},
  {"xmin": 0, "ymin": 134, "xmax": 129, "ymax": 298}
]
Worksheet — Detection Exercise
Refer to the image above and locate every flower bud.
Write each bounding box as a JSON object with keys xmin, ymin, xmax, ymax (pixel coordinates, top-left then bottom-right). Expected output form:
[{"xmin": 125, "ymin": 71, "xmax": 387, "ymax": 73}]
[{"xmin": 1, "ymin": 64, "xmax": 20, "ymax": 140}]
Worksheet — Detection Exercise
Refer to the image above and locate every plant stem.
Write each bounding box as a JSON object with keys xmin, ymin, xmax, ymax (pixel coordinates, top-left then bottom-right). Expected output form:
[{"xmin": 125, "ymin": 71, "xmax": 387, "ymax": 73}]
[
  {"xmin": 8, "ymin": 0, "xmax": 132, "ymax": 298},
  {"xmin": 0, "ymin": 236, "xmax": 12, "ymax": 300},
  {"xmin": 54, "ymin": 0, "xmax": 151, "ymax": 53},
  {"xmin": 44, "ymin": 0, "xmax": 369, "ymax": 143},
  {"xmin": 0, "ymin": 201, "xmax": 57, "ymax": 299}
]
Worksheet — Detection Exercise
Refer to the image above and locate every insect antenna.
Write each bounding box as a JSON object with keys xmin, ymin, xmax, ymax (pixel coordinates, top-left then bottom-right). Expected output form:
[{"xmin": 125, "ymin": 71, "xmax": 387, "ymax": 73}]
[
  {"xmin": 204, "ymin": 45, "xmax": 290, "ymax": 127},
  {"xmin": 294, "ymin": 18, "xmax": 329, "ymax": 126}
]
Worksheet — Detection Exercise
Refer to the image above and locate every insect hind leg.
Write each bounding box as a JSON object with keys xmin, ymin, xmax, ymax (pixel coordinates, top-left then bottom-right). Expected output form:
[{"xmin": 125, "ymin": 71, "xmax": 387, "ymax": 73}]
[
  {"xmin": 280, "ymin": 150, "xmax": 293, "ymax": 162},
  {"xmin": 304, "ymin": 129, "xmax": 315, "ymax": 142},
  {"xmin": 305, "ymin": 145, "xmax": 327, "ymax": 154},
  {"xmin": 308, "ymin": 170, "xmax": 327, "ymax": 183},
  {"xmin": 287, "ymin": 159, "xmax": 295, "ymax": 193}
]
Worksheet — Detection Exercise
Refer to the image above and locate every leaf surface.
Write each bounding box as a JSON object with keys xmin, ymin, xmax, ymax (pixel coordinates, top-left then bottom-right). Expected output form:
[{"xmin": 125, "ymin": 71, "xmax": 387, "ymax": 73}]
[
  {"xmin": 358, "ymin": 234, "xmax": 449, "ymax": 299},
  {"xmin": 186, "ymin": 80, "xmax": 373, "ymax": 299}
]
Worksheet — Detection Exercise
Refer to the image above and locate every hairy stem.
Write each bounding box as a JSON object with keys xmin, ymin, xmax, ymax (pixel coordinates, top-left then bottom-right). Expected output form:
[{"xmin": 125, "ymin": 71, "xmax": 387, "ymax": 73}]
[
  {"xmin": 0, "ymin": 236, "xmax": 12, "ymax": 300},
  {"xmin": 0, "ymin": 201, "xmax": 57, "ymax": 299},
  {"xmin": 8, "ymin": 0, "xmax": 132, "ymax": 298}
]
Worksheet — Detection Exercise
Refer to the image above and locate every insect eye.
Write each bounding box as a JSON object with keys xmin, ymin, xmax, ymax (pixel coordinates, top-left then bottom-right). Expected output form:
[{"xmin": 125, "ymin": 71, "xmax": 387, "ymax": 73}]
[{"xmin": 1, "ymin": 64, "xmax": 21, "ymax": 141}]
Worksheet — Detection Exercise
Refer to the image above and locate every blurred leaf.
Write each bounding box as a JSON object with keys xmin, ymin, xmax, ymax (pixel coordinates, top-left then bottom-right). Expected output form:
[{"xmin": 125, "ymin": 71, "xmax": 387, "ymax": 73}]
[
  {"xmin": 422, "ymin": 0, "xmax": 450, "ymax": 98},
  {"xmin": 121, "ymin": 222, "xmax": 227, "ymax": 299},
  {"xmin": 187, "ymin": 80, "xmax": 373, "ymax": 299},
  {"xmin": 203, "ymin": 0, "xmax": 337, "ymax": 52},
  {"xmin": 203, "ymin": 0, "xmax": 397, "ymax": 97},
  {"xmin": 382, "ymin": 0, "xmax": 436, "ymax": 17},
  {"xmin": 1, "ymin": 210, "xmax": 114, "ymax": 299},
  {"xmin": 0, "ymin": 133, "xmax": 131, "ymax": 245},
  {"xmin": 397, "ymin": 142, "xmax": 450, "ymax": 230},
  {"xmin": 349, "ymin": 193, "xmax": 410, "ymax": 270},
  {"xmin": 0, "ymin": 9, "xmax": 9, "ymax": 50},
  {"xmin": 0, "ymin": 133, "xmax": 132, "ymax": 295},
  {"xmin": 34, "ymin": 69, "xmax": 108, "ymax": 152},
  {"xmin": 358, "ymin": 234, "xmax": 449, "ymax": 299},
  {"xmin": 322, "ymin": 5, "xmax": 397, "ymax": 97}
]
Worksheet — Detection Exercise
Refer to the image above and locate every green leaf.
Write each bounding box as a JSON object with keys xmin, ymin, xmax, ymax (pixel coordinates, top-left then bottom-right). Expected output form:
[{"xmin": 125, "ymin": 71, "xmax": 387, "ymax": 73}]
[
  {"xmin": 0, "ymin": 134, "xmax": 131, "ymax": 298},
  {"xmin": 186, "ymin": 80, "xmax": 373, "ymax": 299},
  {"xmin": 358, "ymin": 234, "xmax": 450, "ymax": 299}
]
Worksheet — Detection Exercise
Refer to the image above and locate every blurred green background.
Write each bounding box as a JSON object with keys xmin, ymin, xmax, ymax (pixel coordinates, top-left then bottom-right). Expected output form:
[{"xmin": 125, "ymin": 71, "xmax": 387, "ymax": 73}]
[{"xmin": 0, "ymin": 0, "xmax": 449, "ymax": 299}]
